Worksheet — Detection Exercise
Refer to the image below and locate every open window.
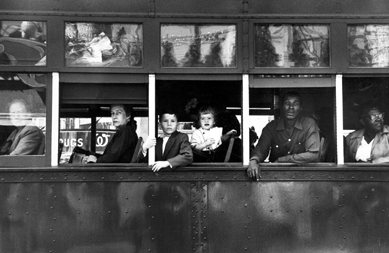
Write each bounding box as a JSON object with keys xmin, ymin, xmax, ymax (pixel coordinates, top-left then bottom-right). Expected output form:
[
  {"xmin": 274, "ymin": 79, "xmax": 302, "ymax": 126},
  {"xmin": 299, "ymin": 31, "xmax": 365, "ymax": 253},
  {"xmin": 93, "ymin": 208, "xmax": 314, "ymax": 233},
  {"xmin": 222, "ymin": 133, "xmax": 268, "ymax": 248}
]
[
  {"xmin": 249, "ymin": 75, "xmax": 336, "ymax": 163},
  {"xmin": 343, "ymin": 77, "xmax": 389, "ymax": 164},
  {"xmin": 156, "ymin": 79, "xmax": 242, "ymax": 163},
  {"xmin": 59, "ymin": 75, "xmax": 148, "ymax": 165}
]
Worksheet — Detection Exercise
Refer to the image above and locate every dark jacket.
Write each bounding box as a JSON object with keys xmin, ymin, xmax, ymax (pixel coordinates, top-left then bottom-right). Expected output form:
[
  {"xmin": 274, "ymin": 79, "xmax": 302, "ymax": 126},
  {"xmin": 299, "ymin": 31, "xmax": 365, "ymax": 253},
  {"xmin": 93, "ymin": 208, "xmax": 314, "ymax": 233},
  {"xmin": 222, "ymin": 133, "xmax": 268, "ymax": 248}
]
[
  {"xmin": 140, "ymin": 131, "xmax": 193, "ymax": 169},
  {"xmin": 96, "ymin": 121, "xmax": 138, "ymax": 163}
]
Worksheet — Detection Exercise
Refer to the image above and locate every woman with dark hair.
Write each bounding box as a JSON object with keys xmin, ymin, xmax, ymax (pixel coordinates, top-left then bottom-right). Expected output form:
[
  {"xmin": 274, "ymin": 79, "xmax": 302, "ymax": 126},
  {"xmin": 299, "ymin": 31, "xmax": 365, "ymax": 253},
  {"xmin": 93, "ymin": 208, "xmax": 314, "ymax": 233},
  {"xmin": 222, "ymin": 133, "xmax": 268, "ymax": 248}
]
[{"xmin": 86, "ymin": 104, "xmax": 138, "ymax": 163}]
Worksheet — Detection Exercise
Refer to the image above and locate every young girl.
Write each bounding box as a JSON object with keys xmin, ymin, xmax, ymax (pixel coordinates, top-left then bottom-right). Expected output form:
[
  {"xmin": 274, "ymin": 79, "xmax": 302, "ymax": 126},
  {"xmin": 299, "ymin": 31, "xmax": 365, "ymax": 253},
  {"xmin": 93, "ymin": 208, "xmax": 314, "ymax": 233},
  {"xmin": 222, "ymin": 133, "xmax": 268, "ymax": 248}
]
[{"xmin": 191, "ymin": 106, "xmax": 236, "ymax": 162}]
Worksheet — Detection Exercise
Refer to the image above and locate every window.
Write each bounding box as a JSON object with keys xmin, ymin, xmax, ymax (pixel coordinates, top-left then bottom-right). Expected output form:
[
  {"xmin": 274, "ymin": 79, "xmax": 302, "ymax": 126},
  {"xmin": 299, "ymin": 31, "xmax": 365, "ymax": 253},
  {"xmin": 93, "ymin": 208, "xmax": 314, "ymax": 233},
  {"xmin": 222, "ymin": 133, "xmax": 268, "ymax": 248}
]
[
  {"xmin": 0, "ymin": 73, "xmax": 46, "ymax": 157},
  {"xmin": 59, "ymin": 79, "xmax": 148, "ymax": 164},
  {"xmin": 348, "ymin": 25, "xmax": 389, "ymax": 67},
  {"xmin": 254, "ymin": 24, "xmax": 330, "ymax": 68},
  {"xmin": 0, "ymin": 20, "xmax": 47, "ymax": 66},
  {"xmin": 156, "ymin": 79, "xmax": 242, "ymax": 163},
  {"xmin": 65, "ymin": 22, "xmax": 143, "ymax": 67},
  {"xmin": 343, "ymin": 77, "xmax": 389, "ymax": 163},
  {"xmin": 249, "ymin": 76, "xmax": 336, "ymax": 163},
  {"xmin": 160, "ymin": 24, "xmax": 236, "ymax": 68}
]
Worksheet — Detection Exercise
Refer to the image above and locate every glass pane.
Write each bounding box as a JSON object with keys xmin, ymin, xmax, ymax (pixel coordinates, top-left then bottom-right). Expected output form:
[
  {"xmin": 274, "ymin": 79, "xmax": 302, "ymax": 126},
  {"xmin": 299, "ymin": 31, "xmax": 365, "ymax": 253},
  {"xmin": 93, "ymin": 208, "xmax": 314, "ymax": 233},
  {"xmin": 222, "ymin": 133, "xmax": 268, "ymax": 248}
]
[
  {"xmin": 348, "ymin": 25, "xmax": 389, "ymax": 67},
  {"xmin": 0, "ymin": 21, "xmax": 47, "ymax": 66},
  {"xmin": 65, "ymin": 22, "xmax": 143, "ymax": 67},
  {"xmin": 249, "ymin": 85, "xmax": 335, "ymax": 163},
  {"xmin": 254, "ymin": 24, "xmax": 329, "ymax": 68},
  {"xmin": 157, "ymin": 80, "xmax": 242, "ymax": 163},
  {"xmin": 0, "ymin": 73, "xmax": 46, "ymax": 155},
  {"xmin": 343, "ymin": 78, "xmax": 389, "ymax": 163},
  {"xmin": 161, "ymin": 24, "xmax": 236, "ymax": 68}
]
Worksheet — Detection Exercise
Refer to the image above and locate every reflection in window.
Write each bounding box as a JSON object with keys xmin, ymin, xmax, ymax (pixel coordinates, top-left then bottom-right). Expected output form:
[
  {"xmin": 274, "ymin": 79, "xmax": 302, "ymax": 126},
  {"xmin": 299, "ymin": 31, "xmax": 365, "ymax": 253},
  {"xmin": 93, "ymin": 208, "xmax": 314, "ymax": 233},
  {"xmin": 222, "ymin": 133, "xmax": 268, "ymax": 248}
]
[
  {"xmin": 254, "ymin": 24, "xmax": 329, "ymax": 68},
  {"xmin": 249, "ymin": 86, "xmax": 335, "ymax": 162},
  {"xmin": 348, "ymin": 25, "xmax": 389, "ymax": 67},
  {"xmin": 0, "ymin": 21, "xmax": 47, "ymax": 66},
  {"xmin": 65, "ymin": 22, "xmax": 143, "ymax": 67},
  {"xmin": 161, "ymin": 24, "xmax": 236, "ymax": 68},
  {"xmin": 0, "ymin": 73, "xmax": 46, "ymax": 155},
  {"xmin": 343, "ymin": 78, "xmax": 389, "ymax": 163}
]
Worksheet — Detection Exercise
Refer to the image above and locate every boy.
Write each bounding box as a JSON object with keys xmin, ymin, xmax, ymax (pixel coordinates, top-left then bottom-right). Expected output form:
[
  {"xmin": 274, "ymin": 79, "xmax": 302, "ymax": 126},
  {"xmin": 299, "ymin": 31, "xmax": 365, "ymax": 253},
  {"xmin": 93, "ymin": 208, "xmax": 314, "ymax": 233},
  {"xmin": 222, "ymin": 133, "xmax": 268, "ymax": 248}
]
[{"xmin": 141, "ymin": 109, "xmax": 193, "ymax": 172}]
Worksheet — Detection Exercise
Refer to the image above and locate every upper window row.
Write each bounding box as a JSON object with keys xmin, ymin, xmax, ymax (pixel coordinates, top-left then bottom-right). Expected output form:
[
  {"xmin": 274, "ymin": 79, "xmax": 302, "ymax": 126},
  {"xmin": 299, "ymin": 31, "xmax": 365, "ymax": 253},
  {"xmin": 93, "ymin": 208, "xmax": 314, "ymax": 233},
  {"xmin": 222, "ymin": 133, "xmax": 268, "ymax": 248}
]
[{"xmin": 1, "ymin": 21, "xmax": 389, "ymax": 68}]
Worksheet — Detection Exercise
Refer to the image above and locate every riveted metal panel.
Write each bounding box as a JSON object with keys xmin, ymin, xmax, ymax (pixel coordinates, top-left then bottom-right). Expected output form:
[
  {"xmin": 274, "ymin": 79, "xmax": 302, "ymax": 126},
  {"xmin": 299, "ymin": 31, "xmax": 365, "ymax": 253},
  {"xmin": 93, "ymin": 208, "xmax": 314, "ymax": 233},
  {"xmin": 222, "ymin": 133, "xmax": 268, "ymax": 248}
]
[
  {"xmin": 248, "ymin": 0, "xmax": 340, "ymax": 15},
  {"xmin": 207, "ymin": 180, "xmax": 389, "ymax": 252},
  {"xmin": 1, "ymin": 180, "xmax": 192, "ymax": 253},
  {"xmin": 247, "ymin": 0, "xmax": 389, "ymax": 15},
  {"xmin": 155, "ymin": 0, "xmax": 243, "ymax": 15},
  {"xmin": 1, "ymin": 0, "xmax": 149, "ymax": 13},
  {"xmin": 1, "ymin": 169, "xmax": 389, "ymax": 252},
  {"xmin": 191, "ymin": 181, "xmax": 208, "ymax": 253}
]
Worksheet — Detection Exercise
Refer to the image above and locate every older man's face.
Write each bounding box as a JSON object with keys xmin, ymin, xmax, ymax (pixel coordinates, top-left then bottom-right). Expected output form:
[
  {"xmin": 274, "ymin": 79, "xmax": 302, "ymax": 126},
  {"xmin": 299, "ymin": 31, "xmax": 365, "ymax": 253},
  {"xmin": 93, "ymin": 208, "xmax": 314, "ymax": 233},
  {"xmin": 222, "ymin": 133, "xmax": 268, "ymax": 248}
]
[
  {"xmin": 362, "ymin": 109, "xmax": 384, "ymax": 133},
  {"xmin": 282, "ymin": 95, "xmax": 302, "ymax": 120},
  {"xmin": 9, "ymin": 102, "xmax": 29, "ymax": 126}
]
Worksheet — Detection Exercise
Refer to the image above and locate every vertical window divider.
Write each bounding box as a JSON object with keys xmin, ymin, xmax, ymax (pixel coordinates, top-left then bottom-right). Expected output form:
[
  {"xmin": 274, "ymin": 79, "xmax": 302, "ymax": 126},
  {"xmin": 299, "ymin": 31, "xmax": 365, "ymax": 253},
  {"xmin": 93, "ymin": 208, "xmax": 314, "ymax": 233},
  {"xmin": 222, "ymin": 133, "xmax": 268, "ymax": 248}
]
[
  {"xmin": 243, "ymin": 74, "xmax": 250, "ymax": 166},
  {"xmin": 51, "ymin": 72, "xmax": 60, "ymax": 167},
  {"xmin": 336, "ymin": 74, "xmax": 344, "ymax": 165},
  {"xmin": 148, "ymin": 74, "xmax": 156, "ymax": 165}
]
